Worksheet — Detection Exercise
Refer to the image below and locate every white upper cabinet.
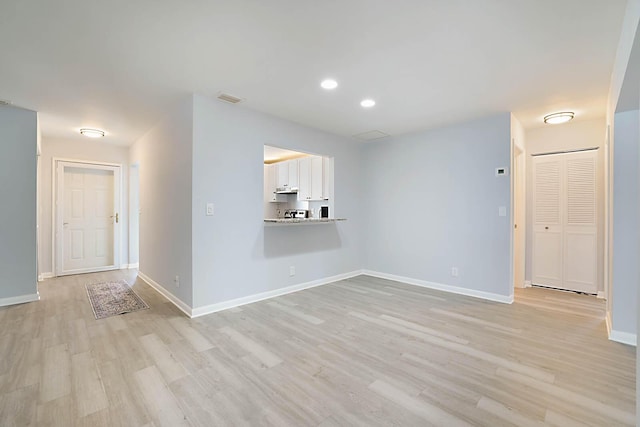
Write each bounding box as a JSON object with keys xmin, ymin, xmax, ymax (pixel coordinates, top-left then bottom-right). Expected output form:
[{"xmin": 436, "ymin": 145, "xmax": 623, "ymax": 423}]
[
  {"xmin": 298, "ymin": 155, "xmax": 329, "ymax": 201},
  {"xmin": 276, "ymin": 162, "xmax": 288, "ymax": 188},
  {"xmin": 288, "ymin": 159, "xmax": 298, "ymax": 189},
  {"xmin": 298, "ymin": 157, "xmax": 311, "ymax": 200},
  {"xmin": 310, "ymin": 156, "xmax": 323, "ymax": 200},
  {"xmin": 276, "ymin": 159, "xmax": 299, "ymax": 190},
  {"xmin": 265, "ymin": 164, "xmax": 286, "ymax": 202},
  {"xmin": 323, "ymin": 157, "xmax": 333, "ymax": 200}
]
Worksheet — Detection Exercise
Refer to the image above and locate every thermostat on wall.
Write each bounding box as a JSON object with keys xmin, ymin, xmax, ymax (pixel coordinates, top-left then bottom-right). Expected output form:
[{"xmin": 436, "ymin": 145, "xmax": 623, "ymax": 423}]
[{"xmin": 495, "ymin": 167, "xmax": 509, "ymax": 177}]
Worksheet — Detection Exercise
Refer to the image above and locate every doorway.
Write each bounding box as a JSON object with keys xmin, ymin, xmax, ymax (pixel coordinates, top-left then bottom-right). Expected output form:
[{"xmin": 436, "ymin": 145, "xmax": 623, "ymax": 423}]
[
  {"xmin": 531, "ymin": 149, "xmax": 598, "ymax": 294},
  {"xmin": 54, "ymin": 160, "xmax": 122, "ymax": 276}
]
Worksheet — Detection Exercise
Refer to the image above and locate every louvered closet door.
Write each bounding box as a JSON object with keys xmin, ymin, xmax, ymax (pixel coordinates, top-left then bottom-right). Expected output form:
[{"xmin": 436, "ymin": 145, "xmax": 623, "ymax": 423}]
[
  {"xmin": 532, "ymin": 157, "xmax": 563, "ymax": 288},
  {"xmin": 532, "ymin": 150, "xmax": 597, "ymax": 293},
  {"xmin": 563, "ymin": 152, "xmax": 597, "ymax": 293}
]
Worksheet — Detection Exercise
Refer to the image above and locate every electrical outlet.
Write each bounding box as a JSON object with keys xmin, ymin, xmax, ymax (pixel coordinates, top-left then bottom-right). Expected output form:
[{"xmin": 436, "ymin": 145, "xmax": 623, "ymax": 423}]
[
  {"xmin": 289, "ymin": 266, "xmax": 295, "ymax": 277},
  {"xmin": 174, "ymin": 275, "xmax": 180, "ymax": 287},
  {"xmin": 495, "ymin": 167, "xmax": 509, "ymax": 176},
  {"xmin": 206, "ymin": 203, "xmax": 214, "ymax": 216},
  {"xmin": 451, "ymin": 267, "xmax": 459, "ymax": 277}
]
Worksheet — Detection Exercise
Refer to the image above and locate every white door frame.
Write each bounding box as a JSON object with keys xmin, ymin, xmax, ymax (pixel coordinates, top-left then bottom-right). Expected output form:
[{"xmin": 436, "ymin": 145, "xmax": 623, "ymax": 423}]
[
  {"xmin": 512, "ymin": 145, "xmax": 526, "ymax": 288},
  {"xmin": 53, "ymin": 158, "xmax": 122, "ymax": 276}
]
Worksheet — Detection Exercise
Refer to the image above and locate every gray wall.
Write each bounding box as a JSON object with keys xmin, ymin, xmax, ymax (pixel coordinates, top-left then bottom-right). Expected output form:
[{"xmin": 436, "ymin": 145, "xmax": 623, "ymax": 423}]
[
  {"xmin": 0, "ymin": 106, "xmax": 38, "ymax": 300},
  {"xmin": 362, "ymin": 113, "xmax": 512, "ymax": 298},
  {"xmin": 130, "ymin": 98, "xmax": 194, "ymax": 306},
  {"xmin": 612, "ymin": 109, "xmax": 639, "ymax": 336},
  {"xmin": 191, "ymin": 94, "xmax": 363, "ymax": 308}
]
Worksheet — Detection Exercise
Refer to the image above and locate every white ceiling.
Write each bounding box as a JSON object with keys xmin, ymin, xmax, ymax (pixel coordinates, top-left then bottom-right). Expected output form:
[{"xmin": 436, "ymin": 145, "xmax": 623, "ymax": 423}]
[{"xmin": 0, "ymin": 0, "xmax": 627, "ymax": 146}]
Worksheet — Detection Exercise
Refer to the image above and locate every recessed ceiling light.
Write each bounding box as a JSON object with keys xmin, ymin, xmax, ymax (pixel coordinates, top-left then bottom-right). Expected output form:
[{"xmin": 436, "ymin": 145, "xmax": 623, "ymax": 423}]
[
  {"xmin": 320, "ymin": 79, "xmax": 338, "ymax": 90},
  {"xmin": 80, "ymin": 128, "xmax": 105, "ymax": 138},
  {"xmin": 360, "ymin": 99, "xmax": 376, "ymax": 108},
  {"xmin": 544, "ymin": 112, "xmax": 574, "ymax": 124}
]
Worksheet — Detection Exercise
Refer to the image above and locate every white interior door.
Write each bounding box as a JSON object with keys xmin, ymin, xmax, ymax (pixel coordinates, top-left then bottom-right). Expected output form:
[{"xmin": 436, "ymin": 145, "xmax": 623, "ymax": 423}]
[
  {"xmin": 56, "ymin": 161, "xmax": 121, "ymax": 276},
  {"xmin": 532, "ymin": 150, "xmax": 597, "ymax": 293}
]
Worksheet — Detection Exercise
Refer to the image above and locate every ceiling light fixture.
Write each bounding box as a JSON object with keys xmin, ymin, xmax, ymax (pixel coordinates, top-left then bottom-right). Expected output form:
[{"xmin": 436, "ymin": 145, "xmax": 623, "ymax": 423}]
[
  {"xmin": 80, "ymin": 128, "xmax": 105, "ymax": 138},
  {"xmin": 320, "ymin": 79, "xmax": 338, "ymax": 90},
  {"xmin": 543, "ymin": 112, "xmax": 574, "ymax": 124},
  {"xmin": 360, "ymin": 99, "xmax": 376, "ymax": 108}
]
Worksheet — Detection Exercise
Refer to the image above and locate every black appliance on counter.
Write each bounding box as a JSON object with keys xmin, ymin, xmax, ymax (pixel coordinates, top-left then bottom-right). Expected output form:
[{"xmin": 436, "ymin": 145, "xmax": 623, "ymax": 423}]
[{"xmin": 284, "ymin": 209, "xmax": 308, "ymax": 218}]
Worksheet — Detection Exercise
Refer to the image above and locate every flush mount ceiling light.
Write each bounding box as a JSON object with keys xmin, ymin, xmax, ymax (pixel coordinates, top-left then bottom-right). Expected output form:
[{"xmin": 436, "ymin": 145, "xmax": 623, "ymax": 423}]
[
  {"xmin": 543, "ymin": 112, "xmax": 574, "ymax": 124},
  {"xmin": 320, "ymin": 79, "xmax": 338, "ymax": 90},
  {"xmin": 80, "ymin": 128, "xmax": 105, "ymax": 138},
  {"xmin": 360, "ymin": 99, "xmax": 376, "ymax": 108}
]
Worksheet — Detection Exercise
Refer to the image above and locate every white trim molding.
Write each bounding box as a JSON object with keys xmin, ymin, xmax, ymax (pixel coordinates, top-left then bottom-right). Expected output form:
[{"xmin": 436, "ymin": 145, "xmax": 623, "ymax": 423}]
[
  {"xmin": 524, "ymin": 280, "xmax": 532, "ymax": 288},
  {"xmin": 609, "ymin": 330, "xmax": 637, "ymax": 346},
  {"xmin": 38, "ymin": 272, "xmax": 55, "ymax": 281},
  {"xmin": 191, "ymin": 270, "xmax": 363, "ymax": 318},
  {"xmin": 596, "ymin": 290, "xmax": 606, "ymax": 299},
  {"xmin": 606, "ymin": 311, "xmax": 637, "ymax": 346},
  {"xmin": 137, "ymin": 271, "xmax": 192, "ymax": 317},
  {"xmin": 52, "ymin": 158, "xmax": 123, "ymax": 277},
  {"xmin": 362, "ymin": 270, "xmax": 514, "ymax": 304},
  {"xmin": 0, "ymin": 292, "xmax": 40, "ymax": 307},
  {"xmin": 120, "ymin": 263, "xmax": 139, "ymax": 270}
]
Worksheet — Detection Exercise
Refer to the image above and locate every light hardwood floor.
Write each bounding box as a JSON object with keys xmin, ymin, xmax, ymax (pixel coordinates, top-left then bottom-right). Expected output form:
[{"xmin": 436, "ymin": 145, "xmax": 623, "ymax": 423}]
[{"xmin": 0, "ymin": 271, "xmax": 635, "ymax": 426}]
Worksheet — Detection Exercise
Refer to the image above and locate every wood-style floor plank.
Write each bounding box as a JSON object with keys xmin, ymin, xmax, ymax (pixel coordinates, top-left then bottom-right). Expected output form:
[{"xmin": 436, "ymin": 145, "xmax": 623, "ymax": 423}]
[
  {"xmin": 134, "ymin": 365, "xmax": 190, "ymax": 427},
  {"xmin": 71, "ymin": 351, "xmax": 109, "ymax": 418},
  {"xmin": 0, "ymin": 270, "xmax": 634, "ymax": 426}
]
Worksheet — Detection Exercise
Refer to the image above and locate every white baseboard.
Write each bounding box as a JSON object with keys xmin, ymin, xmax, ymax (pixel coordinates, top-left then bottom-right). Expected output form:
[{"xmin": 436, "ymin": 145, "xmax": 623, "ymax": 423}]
[
  {"xmin": 362, "ymin": 270, "xmax": 514, "ymax": 304},
  {"xmin": 524, "ymin": 280, "xmax": 532, "ymax": 288},
  {"xmin": 191, "ymin": 270, "xmax": 364, "ymax": 318},
  {"xmin": 609, "ymin": 330, "xmax": 637, "ymax": 346},
  {"xmin": 596, "ymin": 291, "xmax": 605, "ymax": 299},
  {"xmin": 120, "ymin": 263, "xmax": 139, "ymax": 270},
  {"xmin": 137, "ymin": 271, "xmax": 192, "ymax": 317},
  {"xmin": 606, "ymin": 311, "xmax": 637, "ymax": 346},
  {"xmin": 0, "ymin": 292, "xmax": 40, "ymax": 307},
  {"xmin": 38, "ymin": 272, "xmax": 54, "ymax": 282}
]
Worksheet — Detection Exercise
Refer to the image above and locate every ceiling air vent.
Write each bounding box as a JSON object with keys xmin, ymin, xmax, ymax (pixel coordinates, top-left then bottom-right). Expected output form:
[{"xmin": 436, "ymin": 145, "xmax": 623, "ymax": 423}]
[
  {"xmin": 216, "ymin": 92, "xmax": 244, "ymax": 104},
  {"xmin": 353, "ymin": 130, "xmax": 390, "ymax": 141}
]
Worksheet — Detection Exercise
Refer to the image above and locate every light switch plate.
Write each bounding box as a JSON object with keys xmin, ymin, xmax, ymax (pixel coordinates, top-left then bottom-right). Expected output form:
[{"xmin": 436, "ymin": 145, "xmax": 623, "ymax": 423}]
[{"xmin": 206, "ymin": 203, "xmax": 214, "ymax": 216}]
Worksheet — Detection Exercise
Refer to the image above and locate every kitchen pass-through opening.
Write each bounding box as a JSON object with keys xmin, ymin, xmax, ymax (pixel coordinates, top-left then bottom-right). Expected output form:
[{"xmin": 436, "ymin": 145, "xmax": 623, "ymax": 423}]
[{"xmin": 263, "ymin": 145, "xmax": 334, "ymax": 221}]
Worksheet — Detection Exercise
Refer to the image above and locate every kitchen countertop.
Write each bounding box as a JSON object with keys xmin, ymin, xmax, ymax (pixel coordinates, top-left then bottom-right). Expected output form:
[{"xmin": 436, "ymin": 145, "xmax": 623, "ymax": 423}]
[{"xmin": 264, "ymin": 218, "xmax": 347, "ymax": 224}]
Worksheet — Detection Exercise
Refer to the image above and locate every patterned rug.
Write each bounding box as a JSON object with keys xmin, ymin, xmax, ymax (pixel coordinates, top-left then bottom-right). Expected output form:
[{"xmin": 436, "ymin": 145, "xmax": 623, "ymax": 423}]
[{"xmin": 85, "ymin": 280, "xmax": 149, "ymax": 319}]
